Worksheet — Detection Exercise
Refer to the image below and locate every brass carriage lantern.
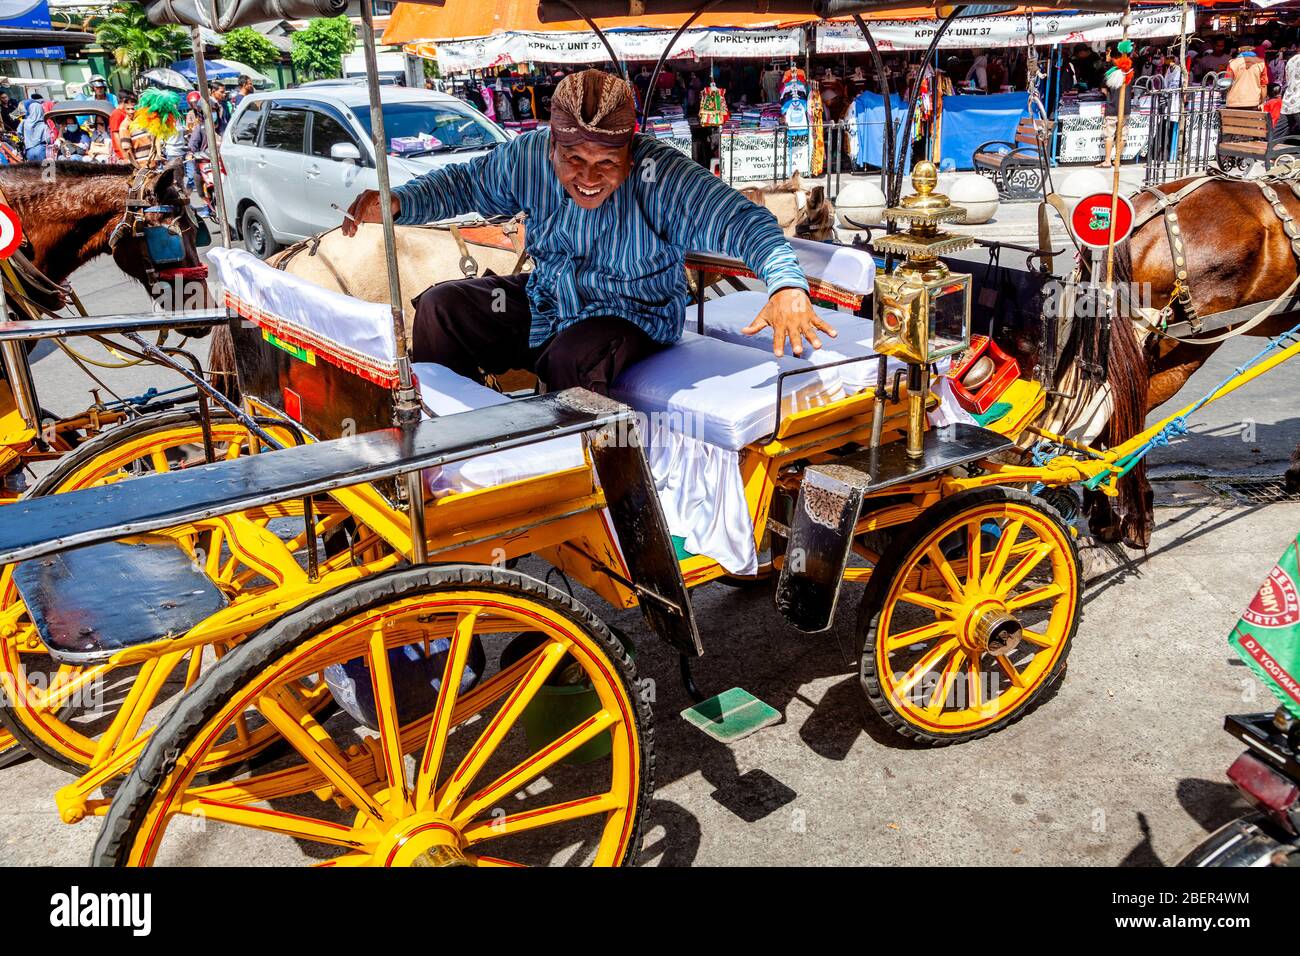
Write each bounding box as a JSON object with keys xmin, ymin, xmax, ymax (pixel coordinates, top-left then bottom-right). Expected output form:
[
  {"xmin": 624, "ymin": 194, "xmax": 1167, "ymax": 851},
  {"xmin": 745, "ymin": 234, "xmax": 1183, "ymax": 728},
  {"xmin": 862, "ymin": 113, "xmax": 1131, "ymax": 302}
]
[{"xmin": 872, "ymin": 161, "xmax": 974, "ymax": 458}]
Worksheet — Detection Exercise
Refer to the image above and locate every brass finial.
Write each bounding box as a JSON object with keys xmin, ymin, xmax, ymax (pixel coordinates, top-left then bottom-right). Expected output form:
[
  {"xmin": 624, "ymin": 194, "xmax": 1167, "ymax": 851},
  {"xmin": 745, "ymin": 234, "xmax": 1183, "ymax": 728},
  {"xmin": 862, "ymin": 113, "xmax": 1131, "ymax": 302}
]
[{"xmin": 875, "ymin": 160, "xmax": 972, "ymax": 260}]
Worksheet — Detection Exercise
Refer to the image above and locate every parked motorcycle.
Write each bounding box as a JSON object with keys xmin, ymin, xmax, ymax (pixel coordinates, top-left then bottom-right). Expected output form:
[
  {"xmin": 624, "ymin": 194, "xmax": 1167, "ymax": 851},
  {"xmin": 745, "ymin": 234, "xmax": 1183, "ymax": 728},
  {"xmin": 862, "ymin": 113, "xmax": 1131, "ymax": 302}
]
[{"xmin": 1180, "ymin": 708, "xmax": 1300, "ymax": 867}]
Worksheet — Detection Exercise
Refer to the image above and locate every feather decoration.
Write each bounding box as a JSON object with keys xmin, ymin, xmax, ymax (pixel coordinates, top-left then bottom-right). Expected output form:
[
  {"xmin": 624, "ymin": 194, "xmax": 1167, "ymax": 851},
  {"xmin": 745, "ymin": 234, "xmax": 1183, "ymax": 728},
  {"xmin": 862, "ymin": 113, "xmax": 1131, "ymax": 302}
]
[{"xmin": 130, "ymin": 88, "xmax": 183, "ymax": 140}]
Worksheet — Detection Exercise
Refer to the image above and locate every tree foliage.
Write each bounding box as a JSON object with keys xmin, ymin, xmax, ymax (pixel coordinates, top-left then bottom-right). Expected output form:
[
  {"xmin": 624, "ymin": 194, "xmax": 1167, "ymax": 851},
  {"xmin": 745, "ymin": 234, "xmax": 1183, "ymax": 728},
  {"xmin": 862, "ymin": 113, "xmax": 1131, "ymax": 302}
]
[
  {"xmin": 219, "ymin": 27, "xmax": 279, "ymax": 71},
  {"xmin": 94, "ymin": 2, "xmax": 191, "ymax": 80},
  {"xmin": 289, "ymin": 16, "xmax": 356, "ymax": 79}
]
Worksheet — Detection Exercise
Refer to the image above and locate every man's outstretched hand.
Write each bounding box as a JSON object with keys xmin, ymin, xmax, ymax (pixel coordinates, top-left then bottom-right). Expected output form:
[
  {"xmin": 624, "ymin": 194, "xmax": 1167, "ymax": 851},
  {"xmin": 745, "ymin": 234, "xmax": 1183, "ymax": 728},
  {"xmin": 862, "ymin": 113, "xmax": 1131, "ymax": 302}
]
[
  {"xmin": 342, "ymin": 189, "xmax": 401, "ymax": 237},
  {"xmin": 742, "ymin": 287, "xmax": 836, "ymax": 357}
]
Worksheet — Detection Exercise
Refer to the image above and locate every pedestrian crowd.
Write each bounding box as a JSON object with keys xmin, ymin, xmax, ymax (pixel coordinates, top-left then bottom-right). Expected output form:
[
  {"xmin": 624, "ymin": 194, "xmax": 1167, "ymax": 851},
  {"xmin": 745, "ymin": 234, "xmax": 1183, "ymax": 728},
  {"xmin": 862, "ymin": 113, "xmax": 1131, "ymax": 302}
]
[{"xmin": 0, "ymin": 72, "xmax": 255, "ymax": 218}]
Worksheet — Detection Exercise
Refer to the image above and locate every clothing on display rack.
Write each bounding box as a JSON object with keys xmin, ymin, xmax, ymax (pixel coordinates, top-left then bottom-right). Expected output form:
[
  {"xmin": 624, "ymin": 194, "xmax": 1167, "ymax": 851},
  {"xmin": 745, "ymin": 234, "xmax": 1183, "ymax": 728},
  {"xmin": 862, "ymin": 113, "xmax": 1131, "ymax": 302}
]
[
  {"xmin": 810, "ymin": 86, "xmax": 824, "ymax": 176},
  {"xmin": 699, "ymin": 83, "xmax": 729, "ymax": 126}
]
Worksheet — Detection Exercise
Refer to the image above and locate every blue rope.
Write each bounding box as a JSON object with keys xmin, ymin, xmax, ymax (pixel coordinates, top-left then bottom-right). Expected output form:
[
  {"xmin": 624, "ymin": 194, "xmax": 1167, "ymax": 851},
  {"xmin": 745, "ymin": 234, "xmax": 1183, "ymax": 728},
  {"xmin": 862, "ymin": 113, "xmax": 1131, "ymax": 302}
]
[
  {"xmin": 1085, "ymin": 319, "xmax": 1300, "ymax": 491},
  {"xmin": 103, "ymin": 385, "xmax": 191, "ymax": 410}
]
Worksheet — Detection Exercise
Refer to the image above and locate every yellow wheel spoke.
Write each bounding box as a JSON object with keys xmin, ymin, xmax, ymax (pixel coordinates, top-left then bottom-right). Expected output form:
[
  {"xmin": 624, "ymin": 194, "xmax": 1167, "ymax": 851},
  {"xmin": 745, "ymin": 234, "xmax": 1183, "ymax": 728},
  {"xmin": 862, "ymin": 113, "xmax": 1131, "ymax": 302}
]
[
  {"xmin": 883, "ymin": 619, "xmax": 956, "ymax": 653},
  {"xmin": 436, "ymin": 641, "xmax": 567, "ymax": 815},
  {"xmin": 183, "ymin": 647, "xmax": 204, "ymax": 690},
  {"xmin": 38, "ymin": 663, "xmax": 111, "ymax": 711},
  {"xmin": 966, "ymin": 658, "xmax": 983, "ymax": 709},
  {"xmin": 461, "ymin": 791, "xmax": 623, "ymax": 845},
  {"xmin": 966, "ymin": 522, "xmax": 983, "ymax": 589},
  {"xmin": 255, "ymin": 689, "xmax": 393, "ymax": 825},
  {"xmin": 466, "ymin": 854, "xmax": 525, "ymax": 867},
  {"xmin": 414, "ymin": 610, "xmax": 478, "ymax": 810},
  {"xmin": 149, "ymin": 449, "xmax": 171, "ymax": 473},
  {"xmin": 893, "ymin": 638, "xmax": 959, "ymax": 699},
  {"xmin": 925, "ymin": 544, "xmax": 965, "ymax": 599},
  {"xmin": 896, "ymin": 590, "xmax": 958, "ymax": 616},
  {"xmin": 997, "ymin": 542, "xmax": 1054, "ymax": 596},
  {"xmin": 1018, "ymin": 628, "xmax": 1056, "ymax": 649},
  {"xmin": 996, "ymin": 654, "xmax": 1026, "ymax": 689},
  {"xmin": 453, "ymin": 709, "xmax": 617, "ymax": 827},
  {"xmin": 927, "ymin": 649, "xmax": 966, "ymax": 714},
  {"xmin": 366, "ymin": 625, "xmax": 409, "ymax": 811},
  {"xmin": 182, "ymin": 797, "xmax": 373, "ymax": 850},
  {"xmin": 981, "ymin": 518, "xmax": 1024, "ymax": 591},
  {"xmin": 1005, "ymin": 582, "xmax": 1065, "ymax": 611}
]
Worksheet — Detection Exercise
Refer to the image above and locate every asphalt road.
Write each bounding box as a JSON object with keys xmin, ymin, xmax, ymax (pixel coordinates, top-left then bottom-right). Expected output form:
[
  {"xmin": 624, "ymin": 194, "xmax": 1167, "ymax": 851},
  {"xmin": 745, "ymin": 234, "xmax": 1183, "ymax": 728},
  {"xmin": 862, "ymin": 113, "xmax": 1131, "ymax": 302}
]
[{"xmin": 1, "ymin": 227, "xmax": 1297, "ymax": 866}]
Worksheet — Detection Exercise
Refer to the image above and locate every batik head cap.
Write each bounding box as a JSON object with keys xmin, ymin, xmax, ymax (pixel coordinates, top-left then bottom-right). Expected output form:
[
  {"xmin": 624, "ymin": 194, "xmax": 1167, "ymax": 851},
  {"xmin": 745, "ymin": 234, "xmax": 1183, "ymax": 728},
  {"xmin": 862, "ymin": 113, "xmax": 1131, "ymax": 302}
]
[{"xmin": 548, "ymin": 69, "xmax": 637, "ymax": 149}]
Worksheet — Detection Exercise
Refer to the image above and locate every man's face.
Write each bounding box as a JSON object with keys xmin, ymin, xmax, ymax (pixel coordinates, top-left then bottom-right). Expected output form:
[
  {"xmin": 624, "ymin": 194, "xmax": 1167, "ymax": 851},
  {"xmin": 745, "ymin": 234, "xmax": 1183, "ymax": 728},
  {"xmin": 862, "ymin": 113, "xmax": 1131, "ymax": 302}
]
[
  {"xmin": 123, "ymin": 102, "xmax": 135, "ymax": 117},
  {"xmin": 212, "ymin": 86, "xmax": 227, "ymax": 102},
  {"xmin": 93, "ymin": 85, "xmax": 107, "ymax": 99},
  {"xmin": 1215, "ymin": 39, "xmax": 1227, "ymax": 54},
  {"xmin": 551, "ymin": 139, "xmax": 632, "ymax": 210}
]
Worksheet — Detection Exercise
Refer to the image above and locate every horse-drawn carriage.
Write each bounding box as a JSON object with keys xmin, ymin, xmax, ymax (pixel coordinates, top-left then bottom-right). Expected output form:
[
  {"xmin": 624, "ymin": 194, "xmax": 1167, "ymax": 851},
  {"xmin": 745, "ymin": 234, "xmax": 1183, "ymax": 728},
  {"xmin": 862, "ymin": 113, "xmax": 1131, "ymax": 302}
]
[{"xmin": 3, "ymin": 0, "xmax": 1300, "ymax": 867}]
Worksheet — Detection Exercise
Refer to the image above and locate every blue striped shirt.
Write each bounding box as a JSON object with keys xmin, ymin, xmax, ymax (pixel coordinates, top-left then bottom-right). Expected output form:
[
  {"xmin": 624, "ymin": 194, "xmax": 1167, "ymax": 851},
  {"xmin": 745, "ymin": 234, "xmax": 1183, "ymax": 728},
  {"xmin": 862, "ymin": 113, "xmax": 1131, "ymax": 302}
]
[{"xmin": 392, "ymin": 129, "xmax": 809, "ymax": 347}]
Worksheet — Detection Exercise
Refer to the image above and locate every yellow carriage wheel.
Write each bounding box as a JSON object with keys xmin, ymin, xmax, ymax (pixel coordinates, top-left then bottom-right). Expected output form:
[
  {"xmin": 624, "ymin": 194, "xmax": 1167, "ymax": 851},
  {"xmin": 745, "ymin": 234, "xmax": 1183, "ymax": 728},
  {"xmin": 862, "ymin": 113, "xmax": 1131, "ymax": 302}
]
[
  {"xmin": 857, "ymin": 488, "xmax": 1080, "ymax": 745},
  {"xmin": 94, "ymin": 566, "xmax": 652, "ymax": 868},
  {"xmin": 0, "ymin": 410, "xmax": 305, "ymax": 774}
]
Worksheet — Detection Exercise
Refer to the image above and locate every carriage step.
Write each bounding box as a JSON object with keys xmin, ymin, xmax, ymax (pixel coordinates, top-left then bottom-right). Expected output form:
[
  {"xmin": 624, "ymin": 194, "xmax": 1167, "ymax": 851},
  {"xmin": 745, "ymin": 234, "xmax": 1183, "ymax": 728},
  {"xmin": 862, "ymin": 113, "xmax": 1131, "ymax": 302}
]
[
  {"xmin": 12, "ymin": 536, "xmax": 228, "ymax": 665},
  {"xmin": 681, "ymin": 687, "xmax": 780, "ymax": 743}
]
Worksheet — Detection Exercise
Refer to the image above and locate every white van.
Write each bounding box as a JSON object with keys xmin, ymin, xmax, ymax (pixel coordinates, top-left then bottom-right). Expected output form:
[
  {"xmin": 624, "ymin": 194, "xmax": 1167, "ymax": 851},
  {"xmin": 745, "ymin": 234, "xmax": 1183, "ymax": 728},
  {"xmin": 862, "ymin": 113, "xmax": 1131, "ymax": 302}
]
[{"xmin": 220, "ymin": 85, "xmax": 509, "ymax": 259}]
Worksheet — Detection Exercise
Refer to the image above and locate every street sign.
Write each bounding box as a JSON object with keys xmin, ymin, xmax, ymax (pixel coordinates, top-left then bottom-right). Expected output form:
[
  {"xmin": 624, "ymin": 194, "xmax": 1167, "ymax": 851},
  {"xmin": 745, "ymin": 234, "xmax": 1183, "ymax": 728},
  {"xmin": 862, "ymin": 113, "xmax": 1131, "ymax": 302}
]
[
  {"xmin": 0, "ymin": 204, "xmax": 22, "ymax": 260},
  {"xmin": 1071, "ymin": 193, "xmax": 1135, "ymax": 249}
]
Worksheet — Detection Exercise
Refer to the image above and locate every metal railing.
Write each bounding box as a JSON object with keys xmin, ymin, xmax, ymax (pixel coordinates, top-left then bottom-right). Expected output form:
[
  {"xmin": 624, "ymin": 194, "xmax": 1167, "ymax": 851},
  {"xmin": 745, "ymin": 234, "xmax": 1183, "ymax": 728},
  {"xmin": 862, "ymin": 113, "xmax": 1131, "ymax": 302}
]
[{"xmin": 1143, "ymin": 86, "xmax": 1222, "ymax": 185}]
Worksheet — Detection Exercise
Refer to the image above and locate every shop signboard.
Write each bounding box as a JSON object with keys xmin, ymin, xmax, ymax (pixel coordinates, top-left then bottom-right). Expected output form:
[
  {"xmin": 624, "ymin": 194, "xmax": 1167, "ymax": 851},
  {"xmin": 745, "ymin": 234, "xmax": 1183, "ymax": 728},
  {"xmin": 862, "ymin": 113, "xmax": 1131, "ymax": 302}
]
[
  {"xmin": 0, "ymin": 0, "xmax": 64, "ymax": 60},
  {"xmin": 817, "ymin": 5, "xmax": 1194, "ymax": 54},
  {"xmin": 434, "ymin": 27, "xmax": 802, "ymax": 74},
  {"xmin": 718, "ymin": 128, "xmax": 810, "ymax": 183}
]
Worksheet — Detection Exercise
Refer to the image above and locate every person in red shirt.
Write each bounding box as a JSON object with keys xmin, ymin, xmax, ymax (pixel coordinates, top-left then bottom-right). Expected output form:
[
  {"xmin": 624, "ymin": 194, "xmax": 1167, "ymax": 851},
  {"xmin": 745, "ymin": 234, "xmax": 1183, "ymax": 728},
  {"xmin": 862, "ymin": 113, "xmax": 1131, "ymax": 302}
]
[{"xmin": 108, "ymin": 92, "xmax": 136, "ymax": 160}]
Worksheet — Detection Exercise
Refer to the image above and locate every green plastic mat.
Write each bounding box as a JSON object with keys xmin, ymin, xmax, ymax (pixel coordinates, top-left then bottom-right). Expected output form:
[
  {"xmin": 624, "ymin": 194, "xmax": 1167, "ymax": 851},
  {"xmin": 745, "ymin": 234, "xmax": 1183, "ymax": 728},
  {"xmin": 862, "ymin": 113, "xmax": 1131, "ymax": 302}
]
[{"xmin": 681, "ymin": 687, "xmax": 781, "ymax": 743}]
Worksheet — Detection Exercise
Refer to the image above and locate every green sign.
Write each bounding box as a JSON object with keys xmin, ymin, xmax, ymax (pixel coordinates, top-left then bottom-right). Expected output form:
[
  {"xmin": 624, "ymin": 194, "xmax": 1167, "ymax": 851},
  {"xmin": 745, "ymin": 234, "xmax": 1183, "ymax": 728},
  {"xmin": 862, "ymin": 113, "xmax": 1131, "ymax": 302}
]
[{"xmin": 1229, "ymin": 536, "xmax": 1300, "ymax": 719}]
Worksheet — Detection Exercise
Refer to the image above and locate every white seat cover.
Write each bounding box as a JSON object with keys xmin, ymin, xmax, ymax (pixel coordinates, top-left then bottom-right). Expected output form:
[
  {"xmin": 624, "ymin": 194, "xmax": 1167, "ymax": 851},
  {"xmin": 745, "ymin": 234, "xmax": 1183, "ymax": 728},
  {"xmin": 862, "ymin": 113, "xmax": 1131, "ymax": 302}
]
[
  {"xmin": 691, "ymin": 289, "xmax": 905, "ymax": 392},
  {"xmin": 608, "ymin": 330, "xmax": 844, "ymax": 451},
  {"xmin": 413, "ymin": 363, "xmax": 585, "ymax": 496}
]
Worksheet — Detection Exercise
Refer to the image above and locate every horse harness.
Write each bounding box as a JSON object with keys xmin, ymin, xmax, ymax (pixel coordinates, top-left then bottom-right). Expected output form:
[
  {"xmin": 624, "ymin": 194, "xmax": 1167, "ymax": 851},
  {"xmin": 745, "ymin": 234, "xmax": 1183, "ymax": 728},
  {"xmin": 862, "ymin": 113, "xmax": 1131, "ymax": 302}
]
[
  {"xmin": 1135, "ymin": 170, "xmax": 1300, "ymax": 344},
  {"xmin": 274, "ymin": 216, "xmax": 530, "ymax": 293}
]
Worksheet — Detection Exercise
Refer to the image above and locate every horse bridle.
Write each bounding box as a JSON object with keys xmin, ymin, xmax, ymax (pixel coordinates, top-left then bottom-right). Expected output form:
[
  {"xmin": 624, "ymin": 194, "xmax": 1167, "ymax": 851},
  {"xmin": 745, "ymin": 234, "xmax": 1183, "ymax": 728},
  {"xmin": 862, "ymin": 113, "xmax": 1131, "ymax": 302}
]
[
  {"xmin": 107, "ymin": 164, "xmax": 207, "ymax": 283},
  {"xmin": 1131, "ymin": 169, "xmax": 1300, "ymax": 344}
]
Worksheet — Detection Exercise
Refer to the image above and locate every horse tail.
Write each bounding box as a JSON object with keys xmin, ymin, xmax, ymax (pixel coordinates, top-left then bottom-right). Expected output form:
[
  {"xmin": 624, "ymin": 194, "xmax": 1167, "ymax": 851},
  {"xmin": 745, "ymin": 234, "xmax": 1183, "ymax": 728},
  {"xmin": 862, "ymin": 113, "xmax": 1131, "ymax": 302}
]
[
  {"xmin": 1103, "ymin": 239, "xmax": 1153, "ymax": 547},
  {"xmin": 207, "ymin": 323, "xmax": 241, "ymax": 403}
]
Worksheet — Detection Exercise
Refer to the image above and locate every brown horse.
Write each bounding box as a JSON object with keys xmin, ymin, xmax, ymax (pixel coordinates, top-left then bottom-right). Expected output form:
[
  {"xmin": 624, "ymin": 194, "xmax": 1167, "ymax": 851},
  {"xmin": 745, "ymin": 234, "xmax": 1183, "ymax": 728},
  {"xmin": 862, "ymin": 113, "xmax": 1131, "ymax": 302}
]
[
  {"xmin": 0, "ymin": 160, "xmax": 208, "ymax": 312},
  {"xmin": 1047, "ymin": 174, "xmax": 1300, "ymax": 548}
]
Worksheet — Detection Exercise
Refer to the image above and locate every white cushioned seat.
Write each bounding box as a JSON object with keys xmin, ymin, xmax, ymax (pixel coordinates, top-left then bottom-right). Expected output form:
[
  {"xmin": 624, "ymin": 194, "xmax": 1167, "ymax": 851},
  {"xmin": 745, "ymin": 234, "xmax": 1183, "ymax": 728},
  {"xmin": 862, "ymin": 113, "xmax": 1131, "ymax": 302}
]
[
  {"xmin": 608, "ymin": 330, "xmax": 844, "ymax": 451},
  {"xmin": 413, "ymin": 362, "xmax": 585, "ymax": 496},
  {"xmin": 691, "ymin": 290, "xmax": 905, "ymax": 392}
]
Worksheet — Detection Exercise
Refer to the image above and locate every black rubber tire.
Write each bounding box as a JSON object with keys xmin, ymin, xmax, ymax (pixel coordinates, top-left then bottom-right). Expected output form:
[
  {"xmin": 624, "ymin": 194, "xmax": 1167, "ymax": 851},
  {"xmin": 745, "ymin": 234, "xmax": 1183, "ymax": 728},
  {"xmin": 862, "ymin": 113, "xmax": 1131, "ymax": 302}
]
[
  {"xmin": 856, "ymin": 487, "xmax": 1080, "ymax": 747},
  {"xmin": 0, "ymin": 410, "xmax": 299, "ymax": 774},
  {"xmin": 240, "ymin": 206, "xmax": 280, "ymax": 260},
  {"xmin": 93, "ymin": 564, "xmax": 655, "ymax": 867}
]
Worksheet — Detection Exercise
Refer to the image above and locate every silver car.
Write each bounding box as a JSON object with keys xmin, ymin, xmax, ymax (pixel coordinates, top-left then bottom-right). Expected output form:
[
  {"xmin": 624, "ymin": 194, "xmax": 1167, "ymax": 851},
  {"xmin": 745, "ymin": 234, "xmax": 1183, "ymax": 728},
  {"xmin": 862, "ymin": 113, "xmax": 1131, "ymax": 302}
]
[{"xmin": 220, "ymin": 86, "xmax": 510, "ymax": 259}]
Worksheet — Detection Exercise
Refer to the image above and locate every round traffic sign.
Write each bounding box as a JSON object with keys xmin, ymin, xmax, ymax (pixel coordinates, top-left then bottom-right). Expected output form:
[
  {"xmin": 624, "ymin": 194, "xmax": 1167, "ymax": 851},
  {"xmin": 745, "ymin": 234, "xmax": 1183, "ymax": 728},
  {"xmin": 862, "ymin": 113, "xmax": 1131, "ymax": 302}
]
[
  {"xmin": 1071, "ymin": 193, "xmax": 1134, "ymax": 249},
  {"xmin": 0, "ymin": 203, "xmax": 22, "ymax": 260}
]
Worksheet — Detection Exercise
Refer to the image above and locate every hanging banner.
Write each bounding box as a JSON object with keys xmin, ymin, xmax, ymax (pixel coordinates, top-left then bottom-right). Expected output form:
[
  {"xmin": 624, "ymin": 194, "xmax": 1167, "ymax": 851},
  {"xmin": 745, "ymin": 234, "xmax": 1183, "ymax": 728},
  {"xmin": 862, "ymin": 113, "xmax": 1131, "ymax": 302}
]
[
  {"xmin": 816, "ymin": 5, "xmax": 1194, "ymax": 53},
  {"xmin": 426, "ymin": 26, "xmax": 803, "ymax": 74}
]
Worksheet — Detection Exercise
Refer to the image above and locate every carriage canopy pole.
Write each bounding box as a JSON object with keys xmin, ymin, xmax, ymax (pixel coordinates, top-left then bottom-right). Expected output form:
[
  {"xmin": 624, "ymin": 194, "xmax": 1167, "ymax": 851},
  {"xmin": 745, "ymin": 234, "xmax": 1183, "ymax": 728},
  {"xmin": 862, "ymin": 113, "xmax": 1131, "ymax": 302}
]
[
  {"xmin": 851, "ymin": 14, "xmax": 892, "ymax": 200},
  {"xmin": 640, "ymin": 0, "xmax": 720, "ymax": 125},
  {"xmin": 1104, "ymin": 4, "xmax": 1131, "ymax": 291},
  {"xmin": 191, "ymin": 22, "xmax": 231, "ymax": 249},
  {"xmin": 551, "ymin": 0, "xmax": 629, "ymax": 81},
  {"xmin": 886, "ymin": 6, "xmax": 964, "ymax": 207},
  {"xmin": 359, "ymin": 0, "xmax": 429, "ymax": 564}
]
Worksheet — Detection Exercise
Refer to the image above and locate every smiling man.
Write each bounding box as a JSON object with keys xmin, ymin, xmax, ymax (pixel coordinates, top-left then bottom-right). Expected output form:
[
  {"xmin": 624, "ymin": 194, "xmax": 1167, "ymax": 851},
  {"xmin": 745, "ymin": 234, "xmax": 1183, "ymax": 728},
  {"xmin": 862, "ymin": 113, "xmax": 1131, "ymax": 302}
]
[{"xmin": 343, "ymin": 69, "xmax": 831, "ymax": 396}]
